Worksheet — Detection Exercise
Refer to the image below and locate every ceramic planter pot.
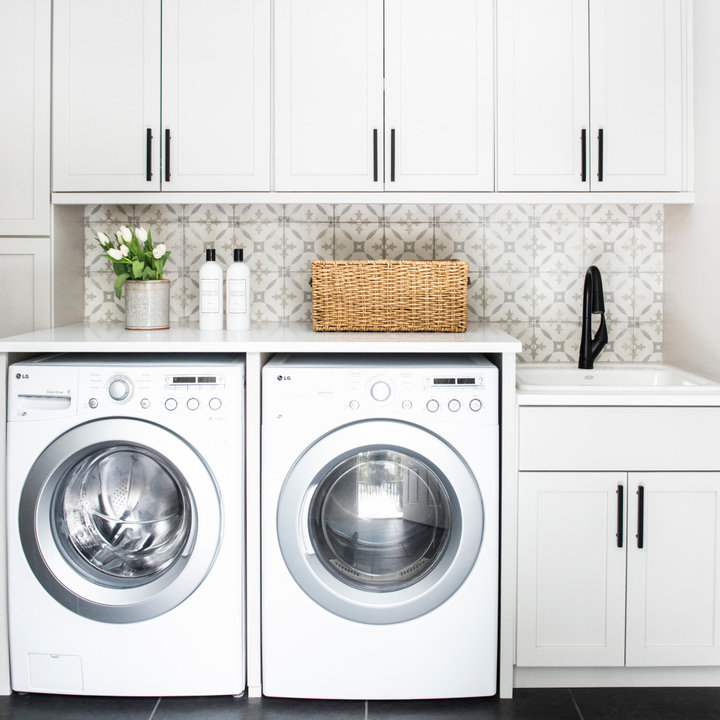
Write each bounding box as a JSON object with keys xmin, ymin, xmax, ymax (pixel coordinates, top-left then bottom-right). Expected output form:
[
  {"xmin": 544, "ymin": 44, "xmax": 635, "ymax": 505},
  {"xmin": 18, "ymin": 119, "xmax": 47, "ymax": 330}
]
[{"xmin": 124, "ymin": 280, "xmax": 170, "ymax": 330}]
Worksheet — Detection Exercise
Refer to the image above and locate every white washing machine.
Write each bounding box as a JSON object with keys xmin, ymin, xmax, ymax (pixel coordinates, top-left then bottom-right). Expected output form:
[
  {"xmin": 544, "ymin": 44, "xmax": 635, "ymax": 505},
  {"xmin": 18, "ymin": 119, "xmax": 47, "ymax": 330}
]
[
  {"xmin": 6, "ymin": 354, "xmax": 245, "ymax": 696},
  {"xmin": 261, "ymin": 354, "xmax": 499, "ymax": 699}
]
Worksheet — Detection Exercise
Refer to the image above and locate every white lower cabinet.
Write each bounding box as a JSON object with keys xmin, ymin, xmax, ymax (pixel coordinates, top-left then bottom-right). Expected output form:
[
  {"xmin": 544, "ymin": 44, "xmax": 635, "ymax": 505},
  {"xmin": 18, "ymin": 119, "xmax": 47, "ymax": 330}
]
[{"xmin": 518, "ymin": 470, "xmax": 720, "ymax": 668}]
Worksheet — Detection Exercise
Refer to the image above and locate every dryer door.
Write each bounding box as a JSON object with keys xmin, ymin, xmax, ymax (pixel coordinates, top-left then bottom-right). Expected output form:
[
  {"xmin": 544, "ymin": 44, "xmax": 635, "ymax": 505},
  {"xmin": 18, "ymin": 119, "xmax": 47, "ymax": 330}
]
[
  {"xmin": 19, "ymin": 418, "xmax": 221, "ymax": 623},
  {"xmin": 277, "ymin": 419, "xmax": 485, "ymax": 624}
]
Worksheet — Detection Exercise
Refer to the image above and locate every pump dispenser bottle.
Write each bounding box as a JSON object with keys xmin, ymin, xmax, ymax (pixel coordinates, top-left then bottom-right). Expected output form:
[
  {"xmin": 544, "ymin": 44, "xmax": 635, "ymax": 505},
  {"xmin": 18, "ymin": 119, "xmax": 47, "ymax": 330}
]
[
  {"xmin": 226, "ymin": 248, "xmax": 251, "ymax": 331},
  {"xmin": 199, "ymin": 248, "xmax": 223, "ymax": 330}
]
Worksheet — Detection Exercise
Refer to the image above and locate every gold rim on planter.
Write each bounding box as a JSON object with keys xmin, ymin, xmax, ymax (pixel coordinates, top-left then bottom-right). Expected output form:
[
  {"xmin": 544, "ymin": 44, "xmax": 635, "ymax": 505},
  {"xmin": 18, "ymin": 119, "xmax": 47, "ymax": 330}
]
[{"xmin": 311, "ymin": 260, "xmax": 468, "ymax": 332}]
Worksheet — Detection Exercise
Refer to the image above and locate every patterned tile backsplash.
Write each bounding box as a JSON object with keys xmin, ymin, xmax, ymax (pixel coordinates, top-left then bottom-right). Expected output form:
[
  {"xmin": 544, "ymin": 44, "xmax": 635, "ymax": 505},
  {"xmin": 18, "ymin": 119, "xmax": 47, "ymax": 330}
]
[{"xmin": 84, "ymin": 203, "xmax": 663, "ymax": 363}]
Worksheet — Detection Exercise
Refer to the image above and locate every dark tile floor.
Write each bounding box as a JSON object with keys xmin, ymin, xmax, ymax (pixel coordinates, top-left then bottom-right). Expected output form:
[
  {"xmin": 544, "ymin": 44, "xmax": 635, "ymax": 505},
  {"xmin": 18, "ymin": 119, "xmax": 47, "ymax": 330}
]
[{"xmin": 2, "ymin": 688, "xmax": 720, "ymax": 720}]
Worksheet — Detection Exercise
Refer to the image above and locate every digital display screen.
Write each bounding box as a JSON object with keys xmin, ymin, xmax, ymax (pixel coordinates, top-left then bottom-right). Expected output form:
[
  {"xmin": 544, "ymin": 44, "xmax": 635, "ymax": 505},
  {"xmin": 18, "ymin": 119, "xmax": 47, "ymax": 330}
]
[
  {"xmin": 433, "ymin": 378, "xmax": 456, "ymax": 385},
  {"xmin": 173, "ymin": 376, "xmax": 196, "ymax": 384},
  {"xmin": 457, "ymin": 378, "xmax": 476, "ymax": 385},
  {"xmin": 198, "ymin": 376, "xmax": 217, "ymax": 384}
]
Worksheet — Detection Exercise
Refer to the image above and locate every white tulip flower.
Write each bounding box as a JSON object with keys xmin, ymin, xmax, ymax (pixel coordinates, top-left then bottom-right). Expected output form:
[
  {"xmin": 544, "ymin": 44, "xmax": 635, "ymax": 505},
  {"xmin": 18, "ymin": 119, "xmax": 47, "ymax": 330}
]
[
  {"xmin": 120, "ymin": 244, "xmax": 130, "ymax": 257},
  {"xmin": 107, "ymin": 248, "xmax": 123, "ymax": 261},
  {"xmin": 115, "ymin": 230, "xmax": 123, "ymax": 244},
  {"xmin": 152, "ymin": 243, "xmax": 167, "ymax": 259},
  {"xmin": 96, "ymin": 232, "xmax": 110, "ymax": 246},
  {"xmin": 120, "ymin": 226, "xmax": 133, "ymax": 243},
  {"xmin": 135, "ymin": 227, "xmax": 148, "ymax": 242}
]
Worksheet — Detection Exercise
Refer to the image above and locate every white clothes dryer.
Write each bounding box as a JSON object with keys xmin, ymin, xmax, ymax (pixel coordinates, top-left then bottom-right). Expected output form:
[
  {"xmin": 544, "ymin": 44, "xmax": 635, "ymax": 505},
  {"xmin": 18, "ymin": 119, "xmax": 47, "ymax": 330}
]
[
  {"xmin": 6, "ymin": 354, "xmax": 245, "ymax": 696},
  {"xmin": 261, "ymin": 354, "xmax": 499, "ymax": 699}
]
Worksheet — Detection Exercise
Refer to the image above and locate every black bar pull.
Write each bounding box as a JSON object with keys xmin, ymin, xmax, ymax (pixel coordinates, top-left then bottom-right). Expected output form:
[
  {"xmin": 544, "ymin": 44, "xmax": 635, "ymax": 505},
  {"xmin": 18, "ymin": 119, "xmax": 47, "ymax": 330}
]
[
  {"xmin": 390, "ymin": 128, "xmax": 396, "ymax": 182},
  {"xmin": 164, "ymin": 128, "xmax": 171, "ymax": 182},
  {"xmin": 146, "ymin": 128, "xmax": 153, "ymax": 181},
  {"xmin": 637, "ymin": 485, "xmax": 645, "ymax": 549},
  {"xmin": 598, "ymin": 128, "xmax": 604, "ymax": 182},
  {"xmin": 581, "ymin": 129, "xmax": 587, "ymax": 183},
  {"xmin": 616, "ymin": 484, "xmax": 624, "ymax": 548},
  {"xmin": 373, "ymin": 129, "xmax": 378, "ymax": 182}
]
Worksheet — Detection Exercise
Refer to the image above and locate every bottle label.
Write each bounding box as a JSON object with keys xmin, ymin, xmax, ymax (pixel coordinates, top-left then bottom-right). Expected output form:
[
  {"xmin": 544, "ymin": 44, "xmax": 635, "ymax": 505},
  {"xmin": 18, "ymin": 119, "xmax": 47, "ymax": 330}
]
[
  {"xmin": 227, "ymin": 279, "xmax": 248, "ymax": 314},
  {"xmin": 201, "ymin": 279, "xmax": 220, "ymax": 314}
]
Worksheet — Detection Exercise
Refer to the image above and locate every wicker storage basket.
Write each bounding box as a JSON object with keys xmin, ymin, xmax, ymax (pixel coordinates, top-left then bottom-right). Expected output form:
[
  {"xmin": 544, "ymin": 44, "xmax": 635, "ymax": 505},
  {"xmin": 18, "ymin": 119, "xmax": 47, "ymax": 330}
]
[{"xmin": 311, "ymin": 260, "xmax": 468, "ymax": 332}]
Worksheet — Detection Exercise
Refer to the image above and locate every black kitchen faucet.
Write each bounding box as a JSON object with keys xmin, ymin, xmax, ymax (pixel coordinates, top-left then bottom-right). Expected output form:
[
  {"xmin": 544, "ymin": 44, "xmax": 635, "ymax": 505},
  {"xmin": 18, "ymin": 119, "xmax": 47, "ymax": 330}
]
[{"xmin": 578, "ymin": 265, "xmax": 608, "ymax": 369}]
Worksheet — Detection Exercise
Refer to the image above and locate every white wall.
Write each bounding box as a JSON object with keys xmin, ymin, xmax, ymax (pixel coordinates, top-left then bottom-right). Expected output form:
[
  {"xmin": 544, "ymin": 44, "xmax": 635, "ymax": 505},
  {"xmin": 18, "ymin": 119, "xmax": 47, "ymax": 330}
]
[{"xmin": 664, "ymin": 0, "xmax": 720, "ymax": 380}]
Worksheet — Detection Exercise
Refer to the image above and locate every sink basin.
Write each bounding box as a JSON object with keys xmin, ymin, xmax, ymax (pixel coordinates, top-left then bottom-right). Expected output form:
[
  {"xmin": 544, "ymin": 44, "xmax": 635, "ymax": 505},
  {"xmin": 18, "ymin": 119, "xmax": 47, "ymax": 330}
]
[{"xmin": 516, "ymin": 363, "xmax": 720, "ymax": 392}]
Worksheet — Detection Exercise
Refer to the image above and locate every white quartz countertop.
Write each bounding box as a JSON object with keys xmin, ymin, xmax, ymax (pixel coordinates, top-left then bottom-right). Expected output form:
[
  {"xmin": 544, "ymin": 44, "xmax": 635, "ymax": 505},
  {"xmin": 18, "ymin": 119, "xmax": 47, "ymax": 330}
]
[{"xmin": 0, "ymin": 321, "xmax": 522, "ymax": 354}]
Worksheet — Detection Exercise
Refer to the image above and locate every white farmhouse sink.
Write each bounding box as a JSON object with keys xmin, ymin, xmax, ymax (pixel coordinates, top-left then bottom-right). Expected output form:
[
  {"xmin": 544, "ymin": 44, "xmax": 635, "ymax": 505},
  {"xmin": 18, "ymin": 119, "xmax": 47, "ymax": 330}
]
[{"xmin": 516, "ymin": 363, "xmax": 720, "ymax": 393}]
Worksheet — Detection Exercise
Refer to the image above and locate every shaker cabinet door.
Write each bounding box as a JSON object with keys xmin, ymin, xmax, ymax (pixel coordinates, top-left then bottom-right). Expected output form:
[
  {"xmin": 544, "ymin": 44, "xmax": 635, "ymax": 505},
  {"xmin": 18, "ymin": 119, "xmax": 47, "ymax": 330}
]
[
  {"xmin": 53, "ymin": 0, "xmax": 161, "ymax": 192},
  {"xmin": 0, "ymin": 0, "xmax": 50, "ymax": 235},
  {"xmin": 161, "ymin": 0, "xmax": 270, "ymax": 191},
  {"xmin": 274, "ymin": 0, "xmax": 384, "ymax": 191},
  {"xmin": 626, "ymin": 473, "xmax": 720, "ymax": 666},
  {"xmin": 589, "ymin": 0, "xmax": 685, "ymax": 191},
  {"xmin": 497, "ymin": 0, "xmax": 590, "ymax": 192},
  {"xmin": 516, "ymin": 471, "xmax": 627, "ymax": 667},
  {"xmin": 384, "ymin": 0, "xmax": 494, "ymax": 191}
]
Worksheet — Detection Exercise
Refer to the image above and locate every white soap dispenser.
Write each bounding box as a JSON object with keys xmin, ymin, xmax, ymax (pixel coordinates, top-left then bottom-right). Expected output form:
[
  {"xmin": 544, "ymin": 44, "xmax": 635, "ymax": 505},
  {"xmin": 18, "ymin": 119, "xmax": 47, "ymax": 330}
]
[
  {"xmin": 199, "ymin": 248, "xmax": 223, "ymax": 330},
  {"xmin": 226, "ymin": 248, "xmax": 251, "ymax": 331}
]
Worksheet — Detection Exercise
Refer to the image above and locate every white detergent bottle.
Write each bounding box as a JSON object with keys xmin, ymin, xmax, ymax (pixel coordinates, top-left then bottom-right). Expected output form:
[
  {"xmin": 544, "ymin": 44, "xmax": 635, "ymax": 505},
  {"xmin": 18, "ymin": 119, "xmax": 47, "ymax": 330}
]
[
  {"xmin": 199, "ymin": 248, "xmax": 223, "ymax": 330},
  {"xmin": 226, "ymin": 248, "xmax": 251, "ymax": 331}
]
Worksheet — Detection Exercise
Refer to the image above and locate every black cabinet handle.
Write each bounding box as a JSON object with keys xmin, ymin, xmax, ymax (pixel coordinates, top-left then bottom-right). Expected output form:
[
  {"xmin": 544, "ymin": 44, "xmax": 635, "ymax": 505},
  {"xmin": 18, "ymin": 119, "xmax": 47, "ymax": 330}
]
[
  {"xmin": 581, "ymin": 129, "xmax": 587, "ymax": 183},
  {"xmin": 373, "ymin": 129, "xmax": 378, "ymax": 182},
  {"xmin": 616, "ymin": 484, "xmax": 624, "ymax": 548},
  {"xmin": 637, "ymin": 485, "xmax": 645, "ymax": 549},
  {"xmin": 146, "ymin": 128, "xmax": 153, "ymax": 181},
  {"xmin": 390, "ymin": 128, "xmax": 396, "ymax": 182},
  {"xmin": 164, "ymin": 129, "xmax": 171, "ymax": 182},
  {"xmin": 598, "ymin": 128, "xmax": 604, "ymax": 182}
]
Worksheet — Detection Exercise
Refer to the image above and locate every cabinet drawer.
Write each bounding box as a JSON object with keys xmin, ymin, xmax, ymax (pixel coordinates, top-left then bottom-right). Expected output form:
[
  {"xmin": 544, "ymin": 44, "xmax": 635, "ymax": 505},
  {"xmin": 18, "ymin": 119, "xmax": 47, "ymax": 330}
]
[{"xmin": 519, "ymin": 406, "xmax": 720, "ymax": 471}]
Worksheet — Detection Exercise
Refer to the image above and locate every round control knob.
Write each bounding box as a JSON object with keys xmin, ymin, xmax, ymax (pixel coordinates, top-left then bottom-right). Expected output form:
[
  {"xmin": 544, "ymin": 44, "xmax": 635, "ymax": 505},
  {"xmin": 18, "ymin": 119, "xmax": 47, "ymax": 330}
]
[
  {"xmin": 187, "ymin": 397, "xmax": 200, "ymax": 411},
  {"xmin": 370, "ymin": 381, "xmax": 391, "ymax": 402},
  {"xmin": 469, "ymin": 398, "xmax": 483, "ymax": 412},
  {"xmin": 426, "ymin": 399, "xmax": 440, "ymax": 413},
  {"xmin": 164, "ymin": 398, "xmax": 178, "ymax": 411},
  {"xmin": 209, "ymin": 397, "xmax": 222, "ymax": 411},
  {"xmin": 349, "ymin": 399, "xmax": 360, "ymax": 410},
  {"xmin": 402, "ymin": 400, "xmax": 412, "ymax": 410},
  {"xmin": 88, "ymin": 398, "xmax": 98, "ymax": 409},
  {"xmin": 448, "ymin": 399, "xmax": 461, "ymax": 413},
  {"xmin": 140, "ymin": 398, "xmax": 150, "ymax": 409},
  {"xmin": 108, "ymin": 378, "xmax": 131, "ymax": 402}
]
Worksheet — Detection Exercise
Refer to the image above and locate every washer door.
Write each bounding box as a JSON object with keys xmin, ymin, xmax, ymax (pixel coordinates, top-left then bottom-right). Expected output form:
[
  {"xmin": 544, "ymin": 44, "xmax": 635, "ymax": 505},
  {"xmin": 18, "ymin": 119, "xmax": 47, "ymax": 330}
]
[
  {"xmin": 277, "ymin": 419, "xmax": 484, "ymax": 624},
  {"xmin": 19, "ymin": 418, "xmax": 221, "ymax": 623}
]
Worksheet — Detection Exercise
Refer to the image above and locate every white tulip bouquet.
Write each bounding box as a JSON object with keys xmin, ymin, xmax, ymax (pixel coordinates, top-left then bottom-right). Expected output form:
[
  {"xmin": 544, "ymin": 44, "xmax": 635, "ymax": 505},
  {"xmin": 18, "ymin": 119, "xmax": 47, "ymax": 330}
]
[{"xmin": 96, "ymin": 226, "xmax": 171, "ymax": 299}]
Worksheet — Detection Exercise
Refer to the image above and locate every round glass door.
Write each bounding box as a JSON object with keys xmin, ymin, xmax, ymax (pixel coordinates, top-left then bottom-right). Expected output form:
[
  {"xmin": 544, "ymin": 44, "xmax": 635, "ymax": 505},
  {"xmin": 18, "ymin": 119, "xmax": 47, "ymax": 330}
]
[
  {"xmin": 54, "ymin": 445, "xmax": 192, "ymax": 587},
  {"xmin": 277, "ymin": 420, "xmax": 484, "ymax": 625},
  {"xmin": 20, "ymin": 418, "xmax": 222, "ymax": 623},
  {"xmin": 309, "ymin": 449, "xmax": 452, "ymax": 593}
]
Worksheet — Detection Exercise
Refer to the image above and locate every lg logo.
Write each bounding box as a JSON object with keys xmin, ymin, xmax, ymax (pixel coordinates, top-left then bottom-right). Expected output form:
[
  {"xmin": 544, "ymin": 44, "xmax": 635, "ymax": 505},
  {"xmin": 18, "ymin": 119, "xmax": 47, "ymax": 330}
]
[
  {"xmin": 277, "ymin": 375, "xmax": 292, "ymax": 381},
  {"xmin": 15, "ymin": 373, "xmax": 28, "ymax": 380}
]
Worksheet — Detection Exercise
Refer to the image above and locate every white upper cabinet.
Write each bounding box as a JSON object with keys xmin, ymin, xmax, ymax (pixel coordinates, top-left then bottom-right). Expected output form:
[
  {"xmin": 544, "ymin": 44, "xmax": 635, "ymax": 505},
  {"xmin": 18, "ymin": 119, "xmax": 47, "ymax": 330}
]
[
  {"xmin": 161, "ymin": 0, "xmax": 270, "ymax": 191},
  {"xmin": 0, "ymin": 0, "xmax": 50, "ymax": 234},
  {"xmin": 53, "ymin": 0, "xmax": 161, "ymax": 192},
  {"xmin": 53, "ymin": 0, "xmax": 270, "ymax": 192},
  {"xmin": 497, "ymin": 0, "xmax": 688, "ymax": 192},
  {"xmin": 497, "ymin": 0, "xmax": 589, "ymax": 192},
  {"xmin": 384, "ymin": 0, "xmax": 494, "ymax": 191},
  {"xmin": 275, "ymin": 0, "xmax": 494, "ymax": 191},
  {"xmin": 589, "ymin": 0, "xmax": 684, "ymax": 191},
  {"xmin": 274, "ymin": 0, "xmax": 384, "ymax": 191}
]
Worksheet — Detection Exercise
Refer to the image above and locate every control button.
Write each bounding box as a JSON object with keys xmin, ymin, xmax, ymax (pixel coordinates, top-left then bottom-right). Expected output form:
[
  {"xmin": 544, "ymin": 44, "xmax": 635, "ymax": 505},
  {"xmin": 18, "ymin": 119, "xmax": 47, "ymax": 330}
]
[
  {"xmin": 108, "ymin": 378, "xmax": 130, "ymax": 402},
  {"xmin": 402, "ymin": 400, "xmax": 412, "ymax": 410},
  {"xmin": 469, "ymin": 398, "xmax": 483, "ymax": 412},
  {"xmin": 187, "ymin": 397, "xmax": 200, "ymax": 411},
  {"xmin": 370, "ymin": 381, "xmax": 391, "ymax": 402},
  {"xmin": 426, "ymin": 399, "xmax": 440, "ymax": 413},
  {"xmin": 209, "ymin": 397, "xmax": 222, "ymax": 411},
  {"xmin": 88, "ymin": 398, "xmax": 98, "ymax": 409},
  {"xmin": 448, "ymin": 399, "xmax": 461, "ymax": 412},
  {"xmin": 164, "ymin": 398, "xmax": 178, "ymax": 411},
  {"xmin": 349, "ymin": 400, "xmax": 360, "ymax": 410},
  {"xmin": 140, "ymin": 398, "xmax": 150, "ymax": 409}
]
